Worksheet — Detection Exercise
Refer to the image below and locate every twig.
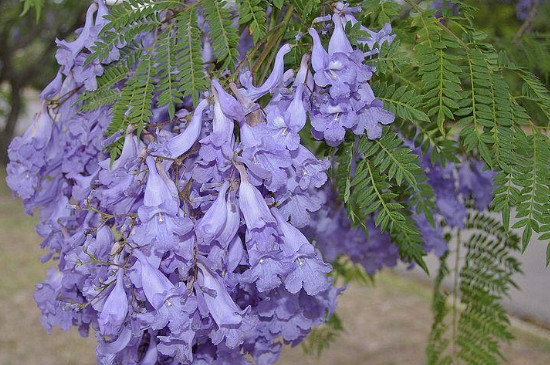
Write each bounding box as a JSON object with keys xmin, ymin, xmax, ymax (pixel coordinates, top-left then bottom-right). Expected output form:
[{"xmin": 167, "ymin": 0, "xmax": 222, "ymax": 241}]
[{"xmin": 514, "ymin": 0, "xmax": 540, "ymax": 44}]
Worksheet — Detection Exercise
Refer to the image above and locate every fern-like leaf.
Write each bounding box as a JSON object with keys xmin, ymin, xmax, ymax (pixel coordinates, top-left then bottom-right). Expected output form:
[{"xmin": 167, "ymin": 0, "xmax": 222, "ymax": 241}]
[
  {"xmin": 155, "ymin": 22, "xmax": 183, "ymax": 118},
  {"xmin": 238, "ymin": 0, "xmax": 267, "ymax": 44},
  {"xmin": 108, "ymin": 54, "xmax": 154, "ymax": 157},
  {"xmin": 204, "ymin": 0, "xmax": 239, "ymax": 70},
  {"xmin": 412, "ymin": 11, "xmax": 462, "ymax": 133},
  {"xmin": 427, "ymin": 212, "xmax": 521, "ymax": 365},
  {"xmin": 176, "ymin": 9, "xmax": 208, "ymax": 106},
  {"xmin": 351, "ymin": 155, "xmax": 428, "ymax": 271},
  {"xmin": 357, "ymin": 129, "xmax": 435, "ymax": 221}
]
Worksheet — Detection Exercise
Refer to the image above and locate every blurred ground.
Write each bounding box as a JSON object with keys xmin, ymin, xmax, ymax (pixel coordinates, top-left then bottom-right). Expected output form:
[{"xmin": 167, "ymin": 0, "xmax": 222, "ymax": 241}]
[{"xmin": 1, "ymin": 171, "xmax": 550, "ymax": 365}]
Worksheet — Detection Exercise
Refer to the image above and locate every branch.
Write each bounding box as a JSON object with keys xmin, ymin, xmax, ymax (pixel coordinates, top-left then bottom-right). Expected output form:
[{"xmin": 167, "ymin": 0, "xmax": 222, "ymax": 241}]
[{"xmin": 513, "ymin": 0, "xmax": 540, "ymax": 44}]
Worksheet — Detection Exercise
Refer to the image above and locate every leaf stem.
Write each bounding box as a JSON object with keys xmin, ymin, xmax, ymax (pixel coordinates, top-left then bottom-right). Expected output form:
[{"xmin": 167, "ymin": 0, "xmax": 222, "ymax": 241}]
[{"xmin": 452, "ymin": 228, "xmax": 461, "ymax": 364}]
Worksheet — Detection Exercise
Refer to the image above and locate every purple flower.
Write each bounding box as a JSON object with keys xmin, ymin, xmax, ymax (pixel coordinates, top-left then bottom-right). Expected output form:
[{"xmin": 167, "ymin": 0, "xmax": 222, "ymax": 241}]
[
  {"xmin": 239, "ymin": 44, "xmax": 291, "ymax": 101},
  {"xmin": 352, "ymin": 98, "xmax": 395, "ymax": 140},
  {"xmin": 197, "ymin": 261, "xmax": 243, "ymax": 327},
  {"xmin": 291, "ymin": 146, "xmax": 330, "ymax": 190},
  {"xmin": 55, "ymin": 3, "xmax": 99, "ymax": 72},
  {"xmin": 237, "ymin": 167, "xmax": 275, "ymax": 230},
  {"xmin": 132, "ymin": 250, "xmax": 175, "ymax": 310},
  {"xmin": 132, "ymin": 157, "xmax": 194, "ymax": 259},
  {"xmin": 414, "ymin": 213, "xmax": 448, "ymax": 257},
  {"xmin": 98, "ymin": 269, "xmax": 128, "ymax": 338},
  {"xmin": 310, "ymin": 95, "xmax": 357, "ymax": 146},
  {"xmin": 240, "ymin": 123, "xmax": 293, "ymax": 191},
  {"xmin": 458, "ymin": 160, "xmax": 495, "ymax": 211},
  {"xmin": 307, "ymin": 11, "xmax": 394, "ymax": 146},
  {"xmin": 241, "ymin": 254, "xmax": 293, "ymax": 292},
  {"xmin": 196, "ymin": 182, "xmax": 230, "ymax": 244},
  {"xmin": 162, "ymin": 99, "xmax": 209, "ymax": 159}
]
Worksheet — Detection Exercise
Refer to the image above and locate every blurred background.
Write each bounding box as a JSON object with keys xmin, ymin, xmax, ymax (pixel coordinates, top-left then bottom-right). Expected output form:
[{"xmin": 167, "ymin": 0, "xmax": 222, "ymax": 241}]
[{"xmin": 1, "ymin": 0, "xmax": 550, "ymax": 364}]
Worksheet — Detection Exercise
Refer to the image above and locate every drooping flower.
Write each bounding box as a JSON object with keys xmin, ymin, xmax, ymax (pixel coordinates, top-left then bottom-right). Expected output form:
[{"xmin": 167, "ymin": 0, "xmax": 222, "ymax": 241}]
[
  {"xmin": 98, "ymin": 269, "xmax": 128, "ymax": 338},
  {"xmin": 307, "ymin": 13, "xmax": 395, "ymax": 146}
]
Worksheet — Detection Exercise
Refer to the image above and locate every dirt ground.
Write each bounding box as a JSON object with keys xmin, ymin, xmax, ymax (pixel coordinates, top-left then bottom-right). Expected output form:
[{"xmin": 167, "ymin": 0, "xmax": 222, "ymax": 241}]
[{"xmin": 1, "ymin": 174, "xmax": 550, "ymax": 365}]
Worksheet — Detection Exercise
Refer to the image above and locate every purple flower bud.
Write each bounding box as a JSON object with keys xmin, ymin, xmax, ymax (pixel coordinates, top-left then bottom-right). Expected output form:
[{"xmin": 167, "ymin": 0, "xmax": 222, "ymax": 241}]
[
  {"xmin": 237, "ymin": 167, "xmax": 275, "ymax": 230},
  {"xmin": 196, "ymin": 182, "xmax": 230, "ymax": 244},
  {"xmin": 143, "ymin": 157, "xmax": 178, "ymax": 211},
  {"xmin": 212, "ymin": 79, "xmax": 245, "ymax": 122},
  {"xmin": 41, "ymin": 71, "xmax": 63, "ymax": 101},
  {"xmin": 96, "ymin": 0, "xmax": 110, "ymax": 27},
  {"xmin": 100, "ymin": 130, "xmax": 138, "ymax": 171},
  {"xmin": 55, "ymin": 3, "xmax": 98, "ymax": 72},
  {"xmin": 227, "ymin": 236, "xmax": 245, "ymax": 272},
  {"xmin": 271, "ymin": 207, "xmax": 314, "ymax": 257},
  {"xmin": 197, "ymin": 262, "xmax": 243, "ymax": 327},
  {"xmin": 308, "ymin": 28, "xmax": 329, "ymax": 72},
  {"xmin": 240, "ymin": 44, "xmax": 291, "ymax": 101},
  {"xmin": 286, "ymin": 84, "xmax": 306, "ymax": 132},
  {"xmin": 133, "ymin": 251, "xmax": 175, "ymax": 310},
  {"xmin": 22, "ymin": 104, "xmax": 54, "ymax": 154},
  {"xmin": 217, "ymin": 194, "xmax": 241, "ymax": 248},
  {"xmin": 294, "ymin": 54, "xmax": 314, "ymax": 91},
  {"xmin": 165, "ymin": 99, "xmax": 209, "ymax": 158},
  {"xmin": 328, "ymin": 14, "xmax": 354, "ymax": 56},
  {"xmin": 98, "ymin": 269, "xmax": 128, "ymax": 337},
  {"xmin": 210, "ymin": 88, "xmax": 235, "ymax": 146},
  {"xmin": 139, "ymin": 336, "xmax": 158, "ymax": 365}
]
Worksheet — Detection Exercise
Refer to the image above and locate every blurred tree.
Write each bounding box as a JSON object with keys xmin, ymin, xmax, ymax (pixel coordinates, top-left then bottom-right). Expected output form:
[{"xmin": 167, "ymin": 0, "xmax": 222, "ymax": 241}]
[
  {"xmin": 0, "ymin": 0, "xmax": 88, "ymax": 164},
  {"xmin": 465, "ymin": 0, "xmax": 550, "ymax": 84}
]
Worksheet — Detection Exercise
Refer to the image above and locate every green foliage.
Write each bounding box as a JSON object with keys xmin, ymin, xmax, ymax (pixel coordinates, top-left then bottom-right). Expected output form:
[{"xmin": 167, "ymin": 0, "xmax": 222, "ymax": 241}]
[
  {"xmin": 358, "ymin": 128, "xmax": 435, "ymax": 219},
  {"xmin": 301, "ymin": 314, "xmax": 345, "ymax": 357},
  {"xmin": 330, "ymin": 255, "xmax": 373, "ymax": 286},
  {"xmin": 289, "ymin": 0, "xmax": 320, "ymax": 23},
  {"xmin": 426, "ymin": 252, "xmax": 451, "ymax": 364},
  {"xmin": 20, "ymin": 0, "xmax": 44, "ymax": 20},
  {"xmin": 350, "ymin": 136, "xmax": 428, "ymax": 271},
  {"xmin": 511, "ymin": 130, "xmax": 550, "ymax": 255},
  {"xmin": 238, "ymin": 0, "xmax": 267, "ymax": 44},
  {"xmin": 359, "ymin": 0, "xmax": 550, "ymax": 263},
  {"xmin": 109, "ymin": 53, "xmax": 154, "ymax": 139},
  {"xmin": 427, "ymin": 213, "xmax": 521, "ymax": 365},
  {"xmin": 412, "ymin": 9, "xmax": 462, "ymax": 134},
  {"xmin": 176, "ymin": 9, "xmax": 209, "ymax": 107},
  {"xmin": 80, "ymin": 50, "xmax": 141, "ymax": 112},
  {"xmin": 335, "ymin": 142, "xmax": 353, "ymax": 205},
  {"xmin": 203, "ymin": 0, "xmax": 239, "ymax": 70},
  {"xmin": 362, "ymin": 0, "xmax": 402, "ymax": 28}
]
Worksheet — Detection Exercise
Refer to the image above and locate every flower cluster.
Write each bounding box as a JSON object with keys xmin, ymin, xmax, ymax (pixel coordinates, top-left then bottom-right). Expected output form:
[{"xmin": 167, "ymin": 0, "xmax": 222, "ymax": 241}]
[
  {"xmin": 6, "ymin": 1, "xmax": 499, "ymax": 364},
  {"xmin": 308, "ymin": 8, "xmax": 396, "ymax": 146},
  {"xmin": 415, "ymin": 147, "xmax": 495, "ymax": 231},
  {"xmin": 7, "ymin": 2, "xmax": 379, "ymax": 364}
]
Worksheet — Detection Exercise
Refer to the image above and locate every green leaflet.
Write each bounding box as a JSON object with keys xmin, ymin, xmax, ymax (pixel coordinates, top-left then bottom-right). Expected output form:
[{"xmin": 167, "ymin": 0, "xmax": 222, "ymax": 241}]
[
  {"xmin": 20, "ymin": 0, "xmax": 44, "ymax": 21},
  {"xmin": 203, "ymin": 0, "xmax": 239, "ymax": 70},
  {"xmin": 301, "ymin": 313, "xmax": 345, "ymax": 358},
  {"xmin": 176, "ymin": 9, "xmax": 208, "ymax": 108},
  {"xmin": 238, "ymin": 0, "xmax": 267, "ymax": 44},
  {"xmin": 351, "ymin": 154, "xmax": 428, "ymax": 272}
]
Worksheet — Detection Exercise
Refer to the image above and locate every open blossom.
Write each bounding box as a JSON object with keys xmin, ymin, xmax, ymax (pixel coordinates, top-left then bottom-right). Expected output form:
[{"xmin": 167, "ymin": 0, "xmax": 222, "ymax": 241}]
[{"xmin": 131, "ymin": 157, "xmax": 194, "ymax": 260}]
